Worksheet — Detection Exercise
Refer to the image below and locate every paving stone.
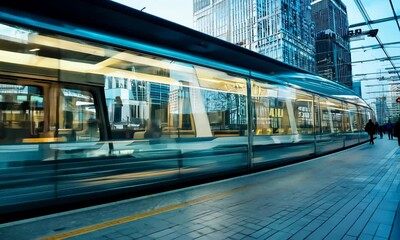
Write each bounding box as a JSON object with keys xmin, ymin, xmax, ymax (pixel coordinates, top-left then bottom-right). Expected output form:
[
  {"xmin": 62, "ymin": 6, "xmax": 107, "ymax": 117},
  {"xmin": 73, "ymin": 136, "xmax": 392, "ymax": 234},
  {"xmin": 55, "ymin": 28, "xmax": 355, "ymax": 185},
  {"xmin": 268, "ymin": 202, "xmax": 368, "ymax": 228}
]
[
  {"xmin": 373, "ymin": 237, "xmax": 387, "ymax": 240},
  {"xmin": 346, "ymin": 197, "xmax": 383, "ymax": 236},
  {"xmin": 137, "ymin": 236, "xmax": 156, "ymax": 240},
  {"xmin": 324, "ymin": 208, "xmax": 363, "ymax": 239},
  {"xmin": 243, "ymin": 222, "xmax": 262, "ymax": 231},
  {"xmin": 114, "ymin": 236, "xmax": 133, "ymax": 240},
  {"xmin": 248, "ymin": 227, "xmax": 272, "ymax": 238},
  {"xmin": 205, "ymin": 231, "xmax": 234, "ymax": 239},
  {"xmin": 288, "ymin": 229, "xmax": 312, "ymax": 240},
  {"xmin": 159, "ymin": 232, "xmax": 182, "ymax": 240},
  {"xmin": 358, "ymin": 233, "xmax": 375, "ymax": 240},
  {"xmin": 375, "ymin": 223, "xmax": 392, "ymax": 238},
  {"xmin": 306, "ymin": 216, "xmax": 343, "ymax": 239},
  {"xmin": 173, "ymin": 234, "xmax": 193, "ymax": 240},
  {"xmin": 148, "ymin": 228, "xmax": 176, "ymax": 239},
  {"xmin": 120, "ymin": 228, "xmax": 137, "ymax": 235},
  {"xmin": 196, "ymin": 226, "xmax": 215, "ymax": 235},
  {"xmin": 341, "ymin": 235, "xmax": 357, "ymax": 240},
  {"xmin": 228, "ymin": 233, "xmax": 247, "ymax": 240},
  {"xmin": 105, "ymin": 232, "xmax": 125, "ymax": 239},
  {"xmin": 186, "ymin": 231, "xmax": 203, "ymax": 238},
  {"xmin": 369, "ymin": 209, "xmax": 396, "ymax": 225},
  {"xmin": 129, "ymin": 232, "xmax": 145, "ymax": 239},
  {"xmin": 303, "ymin": 219, "xmax": 324, "ymax": 232},
  {"xmin": 266, "ymin": 230, "xmax": 293, "ymax": 240},
  {"xmin": 361, "ymin": 221, "xmax": 380, "ymax": 235}
]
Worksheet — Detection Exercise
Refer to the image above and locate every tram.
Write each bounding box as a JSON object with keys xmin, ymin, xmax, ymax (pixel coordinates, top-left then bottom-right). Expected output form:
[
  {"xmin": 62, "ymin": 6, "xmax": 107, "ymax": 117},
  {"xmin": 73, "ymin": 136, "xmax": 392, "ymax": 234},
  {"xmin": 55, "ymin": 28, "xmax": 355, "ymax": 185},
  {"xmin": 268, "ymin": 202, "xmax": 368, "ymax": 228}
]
[{"xmin": 0, "ymin": 0, "xmax": 372, "ymax": 216}]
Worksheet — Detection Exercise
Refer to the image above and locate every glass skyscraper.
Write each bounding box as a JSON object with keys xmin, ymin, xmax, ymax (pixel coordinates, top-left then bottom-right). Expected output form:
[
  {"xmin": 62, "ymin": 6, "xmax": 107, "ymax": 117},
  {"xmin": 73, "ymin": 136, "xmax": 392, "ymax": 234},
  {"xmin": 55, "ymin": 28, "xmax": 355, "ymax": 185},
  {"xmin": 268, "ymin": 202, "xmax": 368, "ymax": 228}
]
[
  {"xmin": 311, "ymin": 0, "xmax": 352, "ymax": 88},
  {"xmin": 193, "ymin": 0, "xmax": 316, "ymax": 73}
]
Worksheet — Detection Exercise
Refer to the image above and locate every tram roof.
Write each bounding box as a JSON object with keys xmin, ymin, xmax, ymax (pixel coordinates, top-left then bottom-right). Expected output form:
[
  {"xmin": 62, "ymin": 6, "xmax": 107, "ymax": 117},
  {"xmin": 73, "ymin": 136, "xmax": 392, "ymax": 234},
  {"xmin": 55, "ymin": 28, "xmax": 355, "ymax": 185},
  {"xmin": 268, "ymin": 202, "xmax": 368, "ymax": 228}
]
[{"xmin": 0, "ymin": 0, "xmax": 368, "ymax": 107}]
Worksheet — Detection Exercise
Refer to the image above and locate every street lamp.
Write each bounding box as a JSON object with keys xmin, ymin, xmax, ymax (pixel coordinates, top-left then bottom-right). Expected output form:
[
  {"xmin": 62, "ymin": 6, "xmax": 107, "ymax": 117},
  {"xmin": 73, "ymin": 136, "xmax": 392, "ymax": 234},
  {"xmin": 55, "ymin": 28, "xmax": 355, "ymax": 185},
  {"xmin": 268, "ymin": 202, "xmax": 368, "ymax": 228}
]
[{"xmin": 347, "ymin": 28, "xmax": 378, "ymax": 41}]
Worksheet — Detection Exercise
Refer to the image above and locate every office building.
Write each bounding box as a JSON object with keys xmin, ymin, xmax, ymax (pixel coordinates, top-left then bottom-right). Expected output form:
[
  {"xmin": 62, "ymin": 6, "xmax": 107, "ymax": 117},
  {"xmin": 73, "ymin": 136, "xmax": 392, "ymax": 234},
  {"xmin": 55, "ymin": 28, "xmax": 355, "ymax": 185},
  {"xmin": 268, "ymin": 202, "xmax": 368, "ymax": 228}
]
[
  {"xmin": 193, "ymin": 0, "xmax": 316, "ymax": 73},
  {"xmin": 311, "ymin": 0, "xmax": 353, "ymax": 88}
]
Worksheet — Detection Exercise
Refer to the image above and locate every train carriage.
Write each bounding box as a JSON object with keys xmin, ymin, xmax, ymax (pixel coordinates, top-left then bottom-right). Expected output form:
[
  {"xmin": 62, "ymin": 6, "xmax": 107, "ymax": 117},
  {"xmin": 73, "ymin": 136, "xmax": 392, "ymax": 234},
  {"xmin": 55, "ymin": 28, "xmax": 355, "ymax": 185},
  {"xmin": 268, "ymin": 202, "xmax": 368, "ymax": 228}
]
[{"xmin": 0, "ymin": 0, "xmax": 372, "ymax": 217}]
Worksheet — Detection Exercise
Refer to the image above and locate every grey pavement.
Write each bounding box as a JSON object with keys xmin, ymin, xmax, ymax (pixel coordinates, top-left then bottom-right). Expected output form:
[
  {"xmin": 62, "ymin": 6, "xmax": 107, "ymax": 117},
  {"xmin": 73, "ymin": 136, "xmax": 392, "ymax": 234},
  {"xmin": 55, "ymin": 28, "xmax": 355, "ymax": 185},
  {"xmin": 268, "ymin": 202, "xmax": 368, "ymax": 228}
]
[{"xmin": 1, "ymin": 137, "xmax": 399, "ymax": 240}]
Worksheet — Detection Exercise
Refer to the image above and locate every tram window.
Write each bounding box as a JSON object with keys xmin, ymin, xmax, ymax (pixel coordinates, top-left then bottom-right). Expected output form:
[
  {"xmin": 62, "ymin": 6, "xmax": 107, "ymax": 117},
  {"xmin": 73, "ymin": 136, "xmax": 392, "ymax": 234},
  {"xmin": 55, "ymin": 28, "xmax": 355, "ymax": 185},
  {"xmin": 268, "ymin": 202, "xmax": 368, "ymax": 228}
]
[
  {"xmin": 359, "ymin": 108, "xmax": 370, "ymax": 131},
  {"xmin": 252, "ymin": 82, "xmax": 291, "ymax": 135},
  {"xmin": 343, "ymin": 103, "xmax": 359, "ymax": 133},
  {"xmin": 269, "ymin": 90, "xmax": 291, "ymax": 135},
  {"xmin": 294, "ymin": 92, "xmax": 313, "ymax": 134},
  {"xmin": 0, "ymin": 83, "xmax": 44, "ymax": 144},
  {"xmin": 320, "ymin": 98, "xmax": 343, "ymax": 134},
  {"xmin": 58, "ymin": 88, "xmax": 99, "ymax": 141},
  {"xmin": 195, "ymin": 66, "xmax": 248, "ymax": 137},
  {"xmin": 102, "ymin": 51, "xmax": 248, "ymax": 139}
]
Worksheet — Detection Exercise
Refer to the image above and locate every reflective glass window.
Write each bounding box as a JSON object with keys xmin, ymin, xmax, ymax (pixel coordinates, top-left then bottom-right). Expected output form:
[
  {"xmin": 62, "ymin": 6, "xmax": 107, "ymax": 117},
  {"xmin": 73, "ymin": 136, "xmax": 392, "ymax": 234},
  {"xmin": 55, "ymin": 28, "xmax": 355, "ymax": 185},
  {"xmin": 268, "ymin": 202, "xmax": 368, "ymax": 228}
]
[
  {"xmin": 319, "ymin": 98, "xmax": 343, "ymax": 133},
  {"xmin": 252, "ymin": 81, "xmax": 293, "ymax": 135},
  {"xmin": 58, "ymin": 88, "xmax": 99, "ymax": 142},
  {"xmin": 100, "ymin": 53, "xmax": 248, "ymax": 139},
  {"xmin": 294, "ymin": 92, "xmax": 314, "ymax": 134},
  {"xmin": 343, "ymin": 103, "xmax": 359, "ymax": 133},
  {"xmin": 0, "ymin": 83, "xmax": 44, "ymax": 144}
]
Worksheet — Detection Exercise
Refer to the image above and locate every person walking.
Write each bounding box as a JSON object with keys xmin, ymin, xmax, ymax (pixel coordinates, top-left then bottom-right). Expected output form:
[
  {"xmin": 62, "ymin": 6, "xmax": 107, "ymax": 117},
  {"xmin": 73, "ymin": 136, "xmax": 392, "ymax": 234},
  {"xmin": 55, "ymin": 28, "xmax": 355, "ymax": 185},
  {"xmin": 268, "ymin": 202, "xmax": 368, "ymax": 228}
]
[
  {"xmin": 374, "ymin": 121, "xmax": 379, "ymax": 136},
  {"xmin": 365, "ymin": 119, "xmax": 376, "ymax": 144},
  {"xmin": 394, "ymin": 118, "xmax": 400, "ymax": 146},
  {"xmin": 386, "ymin": 119, "xmax": 394, "ymax": 140},
  {"xmin": 378, "ymin": 124, "xmax": 384, "ymax": 139}
]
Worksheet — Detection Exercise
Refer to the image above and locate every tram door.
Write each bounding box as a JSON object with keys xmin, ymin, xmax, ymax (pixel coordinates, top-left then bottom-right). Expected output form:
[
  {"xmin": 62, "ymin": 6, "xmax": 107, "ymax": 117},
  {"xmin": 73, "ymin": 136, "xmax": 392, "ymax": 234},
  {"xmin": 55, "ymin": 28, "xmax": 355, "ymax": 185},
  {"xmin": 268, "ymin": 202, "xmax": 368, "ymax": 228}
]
[{"xmin": 0, "ymin": 78, "xmax": 53, "ymax": 209}]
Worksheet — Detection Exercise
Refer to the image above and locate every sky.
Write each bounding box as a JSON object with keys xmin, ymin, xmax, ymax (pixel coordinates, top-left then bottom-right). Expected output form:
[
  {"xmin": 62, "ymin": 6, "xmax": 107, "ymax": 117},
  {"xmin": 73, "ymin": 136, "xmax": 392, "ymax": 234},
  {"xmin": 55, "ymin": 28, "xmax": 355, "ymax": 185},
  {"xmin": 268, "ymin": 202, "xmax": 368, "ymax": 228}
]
[
  {"xmin": 114, "ymin": 0, "xmax": 400, "ymax": 113},
  {"xmin": 340, "ymin": 0, "xmax": 400, "ymax": 111},
  {"xmin": 113, "ymin": 0, "xmax": 193, "ymax": 28}
]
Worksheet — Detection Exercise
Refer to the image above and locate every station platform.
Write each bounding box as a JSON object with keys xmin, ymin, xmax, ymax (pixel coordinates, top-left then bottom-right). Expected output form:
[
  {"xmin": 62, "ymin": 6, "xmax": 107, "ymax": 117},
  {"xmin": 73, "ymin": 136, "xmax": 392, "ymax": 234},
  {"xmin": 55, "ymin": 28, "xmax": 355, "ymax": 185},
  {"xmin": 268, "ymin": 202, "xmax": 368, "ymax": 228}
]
[{"xmin": 1, "ymin": 138, "xmax": 399, "ymax": 240}]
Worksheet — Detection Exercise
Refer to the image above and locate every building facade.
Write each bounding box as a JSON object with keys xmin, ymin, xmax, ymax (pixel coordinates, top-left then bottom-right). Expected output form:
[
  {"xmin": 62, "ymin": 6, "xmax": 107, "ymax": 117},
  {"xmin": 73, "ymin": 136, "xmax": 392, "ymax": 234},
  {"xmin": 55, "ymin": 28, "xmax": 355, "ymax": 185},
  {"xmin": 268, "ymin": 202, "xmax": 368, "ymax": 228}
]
[
  {"xmin": 375, "ymin": 96, "xmax": 390, "ymax": 125},
  {"xmin": 193, "ymin": 0, "xmax": 316, "ymax": 73},
  {"xmin": 390, "ymin": 84, "xmax": 400, "ymax": 122},
  {"xmin": 311, "ymin": 0, "xmax": 353, "ymax": 88}
]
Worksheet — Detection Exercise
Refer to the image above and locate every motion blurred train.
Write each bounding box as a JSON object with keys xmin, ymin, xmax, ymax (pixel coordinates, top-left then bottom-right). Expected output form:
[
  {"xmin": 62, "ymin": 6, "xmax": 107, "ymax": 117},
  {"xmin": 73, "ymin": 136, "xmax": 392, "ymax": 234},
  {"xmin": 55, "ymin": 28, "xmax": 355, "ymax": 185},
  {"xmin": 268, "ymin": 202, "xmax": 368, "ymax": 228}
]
[{"xmin": 0, "ymin": 0, "xmax": 373, "ymax": 216}]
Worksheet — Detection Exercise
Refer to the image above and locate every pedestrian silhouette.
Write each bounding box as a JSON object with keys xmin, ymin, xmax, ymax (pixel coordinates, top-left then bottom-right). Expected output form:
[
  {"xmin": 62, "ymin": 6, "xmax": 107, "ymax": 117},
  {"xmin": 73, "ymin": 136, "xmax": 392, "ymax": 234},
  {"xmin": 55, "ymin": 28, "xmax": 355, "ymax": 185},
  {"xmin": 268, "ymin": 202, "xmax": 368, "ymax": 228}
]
[
  {"xmin": 365, "ymin": 119, "xmax": 375, "ymax": 144},
  {"xmin": 378, "ymin": 124, "xmax": 384, "ymax": 139},
  {"xmin": 386, "ymin": 119, "xmax": 394, "ymax": 140},
  {"xmin": 394, "ymin": 118, "xmax": 400, "ymax": 146},
  {"xmin": 374, "ymin": 121, "xmax": 379, "ymax": 136}
]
